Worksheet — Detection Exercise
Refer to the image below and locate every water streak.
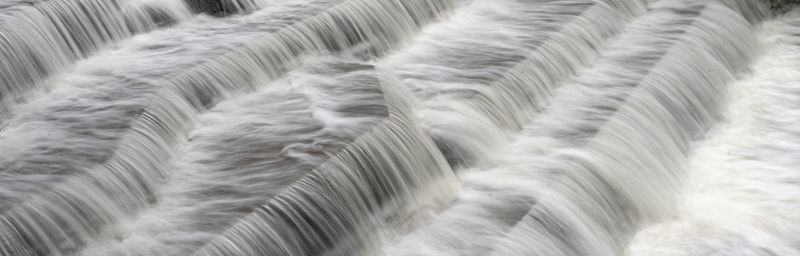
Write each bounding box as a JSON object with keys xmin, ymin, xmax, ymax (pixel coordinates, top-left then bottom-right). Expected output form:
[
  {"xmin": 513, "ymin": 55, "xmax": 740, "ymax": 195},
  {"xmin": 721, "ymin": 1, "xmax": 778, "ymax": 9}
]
[
  {"xmin": 627, "ymin": 10, "xmax": 800, "ymax": 256},
  {"xmin": 383, "ymin": 1, "xmax": 759, "ymax": 255},
  {"xmin": 0, "ymin": 0, "xmax": 795, "ymax": 255},
  {"xmin": 0, "ymin": 0, "xmax": 459, "ymax": 254},
  {"xmin": 0, "ymin": 0, "xmax": 192, "ymax": 119}
]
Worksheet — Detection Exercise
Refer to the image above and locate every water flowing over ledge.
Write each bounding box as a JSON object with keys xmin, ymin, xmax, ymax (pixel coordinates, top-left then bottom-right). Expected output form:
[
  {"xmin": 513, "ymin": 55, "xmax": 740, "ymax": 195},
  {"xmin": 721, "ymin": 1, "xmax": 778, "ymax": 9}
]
[
  {"xmin": 627, "ymin": 9, "xmax": 800, "ymax": 255},
  {"xmin": 0, "ymin": 0, "xmax": 193, "ymax": 120},
  {"xmin": 0, "ymin": 0, "xmax": 459, "ymax": 254},
  {"xmin": 0, "ymin": 0, "xmax": 798, "ymax": 255}
]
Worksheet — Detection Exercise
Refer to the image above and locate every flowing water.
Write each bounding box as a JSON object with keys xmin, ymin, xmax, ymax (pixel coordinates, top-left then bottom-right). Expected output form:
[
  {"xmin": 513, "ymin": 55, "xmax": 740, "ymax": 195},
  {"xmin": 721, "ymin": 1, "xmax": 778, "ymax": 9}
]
[{"xmin": 0, "ymin": 0, "xmax": 798, "ymax": 255}]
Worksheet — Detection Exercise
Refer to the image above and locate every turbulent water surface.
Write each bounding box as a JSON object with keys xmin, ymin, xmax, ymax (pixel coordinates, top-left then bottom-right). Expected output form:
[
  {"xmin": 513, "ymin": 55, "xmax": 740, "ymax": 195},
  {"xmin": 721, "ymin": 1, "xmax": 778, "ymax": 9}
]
[{"xmin": 0, "ymin": 0, "xmax": 799, "ymax": 255}]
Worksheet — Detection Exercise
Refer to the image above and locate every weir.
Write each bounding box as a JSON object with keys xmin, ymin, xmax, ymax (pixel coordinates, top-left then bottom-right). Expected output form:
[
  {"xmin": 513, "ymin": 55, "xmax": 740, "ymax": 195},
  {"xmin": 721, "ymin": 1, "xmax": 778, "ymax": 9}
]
[
  {"xmin": 192, "ymin": 68, "xmax": 459, "ymax": 256},
  {"xmin": 629, "ymin": 10, "xmax": 800, "ymax": 254},
  {"xmin": 0, "ymin": 0, "xmax": 338, "ymax": 128},
  {"xmin": 0, "ymin": 0, "xmax": 459, "ymax": 254},
  {"xmin": 380, "ymin": 1, "xmax": 750, "ymax": 255},
  {"xmin": 75, "ymin": 59, "xmax": 407, "ymax": 255},
  {"xmin": 380, "ymin": 0, "xmax": 650, "ymax": 167},
  {"xmin": 489, "ymin": 2, "xmax": 760, "ymax": 255},
  {"xmin": 0, "ymin": 0, "xmax": 192, "ymax": 120},
  {"xmin": 0, "ymin": 0, "xmax": 796, "ymax": 255}
]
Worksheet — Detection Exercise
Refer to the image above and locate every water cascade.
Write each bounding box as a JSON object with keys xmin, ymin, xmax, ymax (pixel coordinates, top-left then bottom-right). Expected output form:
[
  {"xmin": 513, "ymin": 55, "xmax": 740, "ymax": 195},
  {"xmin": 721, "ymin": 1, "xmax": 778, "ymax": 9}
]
[
  {"xmin": 0, "ymin": 0, "xmax": 459, "ymax": 254},
  {"xmin": 0, "ymin": 0, "xmax": 193, "ymax": 119},
  {"xmin": 0, "ymin": 0, "xmax": 798, "ymax": 255},
  {"xmin": 628, "ymin": 9, "xmax": 800, "ymax": 256}
]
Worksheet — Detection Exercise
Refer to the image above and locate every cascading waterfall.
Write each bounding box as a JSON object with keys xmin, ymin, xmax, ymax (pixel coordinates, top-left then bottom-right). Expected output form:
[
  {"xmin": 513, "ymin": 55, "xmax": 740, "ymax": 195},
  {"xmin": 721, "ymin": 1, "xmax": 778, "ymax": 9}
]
[
  {"xmin": 78, "ymin": 58, "xmax": 418, "ymax": 256},
  {"xmin": 0, "ymin": 0, "xmax": 193, "ymax": 120},
  {"xmin": 1, "ymin": 0, "xmax": 798, "ymax": 256},
  {"xmin": 382, "ymin": 1, "xmax": 716, "ymax": 254},
  {"xmin": 379, "ymin": 0, "xmax": 650, "ymax": 167},
  {"xmin": 383, "ymin": 1, "xmax": 759, "ymax": 255},
  {"xmin": 193, "ymin": 65, "xmax": 459, "ymax": 256},
  {"xmin": 0, "ymin": 0, "xmax": 459, "ymax": 255},
  {"xmin": 489, "ymin": 3, "xmax": 758, "ymax": 255},
  {"xmin": 627, "ymin": 9, "xmax": 800, "ymax": 256}
]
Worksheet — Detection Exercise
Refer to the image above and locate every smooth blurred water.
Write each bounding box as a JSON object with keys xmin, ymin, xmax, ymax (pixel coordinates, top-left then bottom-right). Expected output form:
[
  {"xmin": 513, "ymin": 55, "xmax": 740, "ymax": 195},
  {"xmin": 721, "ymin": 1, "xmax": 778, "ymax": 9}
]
[
  {"xmin": 627, "ymin": 10, "xmax": 800, "ymax": 256},
  {"xmin": 0, "ymin": 0, "xmax": 797, "ymax": 256}
]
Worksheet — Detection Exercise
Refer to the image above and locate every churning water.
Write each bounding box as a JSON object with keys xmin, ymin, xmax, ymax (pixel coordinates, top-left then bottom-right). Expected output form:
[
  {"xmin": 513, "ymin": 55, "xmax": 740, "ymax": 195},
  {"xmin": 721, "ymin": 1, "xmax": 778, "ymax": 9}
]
[{"xmin": 0, "ymin": 0, "xmax": 797, "ymax": 255}]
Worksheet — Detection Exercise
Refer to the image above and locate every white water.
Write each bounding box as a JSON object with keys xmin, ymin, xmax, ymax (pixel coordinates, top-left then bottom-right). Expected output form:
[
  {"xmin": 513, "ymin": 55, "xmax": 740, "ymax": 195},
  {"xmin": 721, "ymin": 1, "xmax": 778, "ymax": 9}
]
[
  {"xmin": 627, "ymin": 10, "xmax": 800, "ymax": 256},
  {"xmin": 0, "ymin": 0, "xmax": 797, "ymax": 256},
  {"xmin": 0, "ymin": 0, "xmax": 193, "ymax": 119}
]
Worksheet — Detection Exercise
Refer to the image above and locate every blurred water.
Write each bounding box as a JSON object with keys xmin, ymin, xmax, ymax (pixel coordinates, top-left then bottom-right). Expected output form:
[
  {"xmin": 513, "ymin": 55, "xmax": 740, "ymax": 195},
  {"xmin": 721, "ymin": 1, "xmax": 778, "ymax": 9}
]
[
  {"xmin": 0, "ymin": 0, "xmax": 797, "ymax": 256},
  {"xmin": 627, "ymin": 9, "xmax": 800, "ymax": 256}
]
